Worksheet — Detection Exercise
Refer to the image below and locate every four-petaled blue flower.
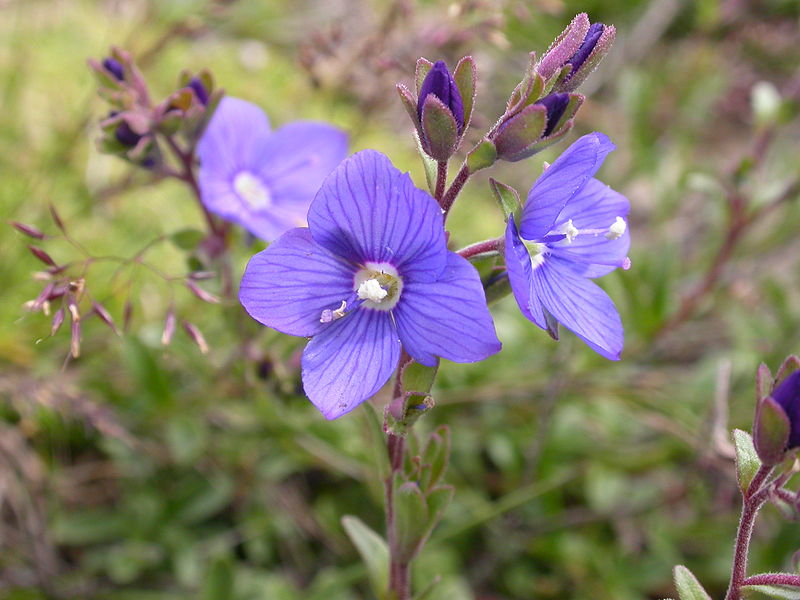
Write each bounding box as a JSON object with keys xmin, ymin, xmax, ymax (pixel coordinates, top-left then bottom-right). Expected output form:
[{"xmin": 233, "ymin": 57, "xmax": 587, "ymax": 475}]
[
  {"xmin": 504, "ymin": 132, "xmax": 630, "ymax": 360},
  {"xmin": 239, "ymin": 150, "xmax": 501, "ymax": 419},
  {"xmin": 197, "ymin": 96, "xmax": 348, "ymax": 241}
]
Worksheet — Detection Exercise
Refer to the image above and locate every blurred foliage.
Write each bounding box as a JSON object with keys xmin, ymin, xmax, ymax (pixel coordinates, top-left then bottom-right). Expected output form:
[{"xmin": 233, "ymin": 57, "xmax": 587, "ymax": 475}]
[{"xmin": 1, "ymin": 0, "xmax": 800, "ymax": 599}]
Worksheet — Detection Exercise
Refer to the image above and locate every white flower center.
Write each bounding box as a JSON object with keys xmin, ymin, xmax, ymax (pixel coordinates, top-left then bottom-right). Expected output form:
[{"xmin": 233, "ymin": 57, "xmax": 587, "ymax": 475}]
[
  {"xmin": 357, "ymin": 279, "xmax": 388, "ymax": 303},
  {"xmin": 353, "ymin": 263, "xmax": 403, "ymax": 311},
  {"xmin": 233, "ymin": 171, "xmax": 271, "ymax": 210},
  {"xmin": 523, "ymin": 239, "xmax": 547, "ymax": 269},
  {"xmin": 605, "ymin": 216, "xmax": 627, "ymax": 240}
]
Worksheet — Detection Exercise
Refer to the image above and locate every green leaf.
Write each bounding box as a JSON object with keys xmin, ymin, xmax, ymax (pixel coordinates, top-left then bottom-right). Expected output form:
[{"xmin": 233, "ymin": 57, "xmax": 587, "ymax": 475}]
[
  {"xmin": 489, "ymin": 178, "xmax": 521, "ymax": 223},
  {"xmin": 421, "ymin": 426, "xmax": 450, "ymax": 490},
  {"xmin": 394, "ymin": 481, "xmax": 429, "ymax": 561},
  {"xmin": 413, "ymin": 576, "xmax": 442, "ymax": 600},
  {"xmin": 170, "ymin": 228, "xmax": 205, "ymax": 251},
  {"xmin": 342, "ymin": 515, "xmax": 388, "ymax": 598},
  {"xmin": 420, "ymin": 94, "xmax": 459, "ymax": 161},
  {"xmin": 202, "ymin": 557, "xmax": 235, "ymax": 600},
  {"xmin": 741, "ymin": 584, "xmax": 800, "ymax": 599},
  {"xmin": 733, "ymin": 429, "xmax": 761, "ymax": 494},
  {"xmin": 673, "ymin": 565, "xmax": 712, "ymax": 600},
  {"xmin": 466, "ymin": 138, "xmax": 496, "ymax": 173}
]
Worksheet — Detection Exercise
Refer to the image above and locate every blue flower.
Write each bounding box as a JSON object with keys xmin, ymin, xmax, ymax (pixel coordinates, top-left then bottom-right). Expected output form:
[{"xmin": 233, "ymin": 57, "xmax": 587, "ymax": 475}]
[
  {"xmin": 239, "ymin": 150, "xmax": 501, "ymax": 419},
  {"xmin": 197, "ymin": 97, "xmax": 348, "ymax": 241},
  {"xmin": 504, "ymin": 132, "xmax": 630, "ymax": 360}
]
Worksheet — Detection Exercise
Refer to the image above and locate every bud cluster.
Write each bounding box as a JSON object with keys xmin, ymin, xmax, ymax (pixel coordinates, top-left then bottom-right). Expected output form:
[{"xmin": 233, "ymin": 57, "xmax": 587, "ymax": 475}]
[
  {"xmin": 88, "ymin": 47, "xmax": 222, "ymax": 170},
  {"xmin": 395, "ymin": 13, "xmax": 615, "ymax": 167}
]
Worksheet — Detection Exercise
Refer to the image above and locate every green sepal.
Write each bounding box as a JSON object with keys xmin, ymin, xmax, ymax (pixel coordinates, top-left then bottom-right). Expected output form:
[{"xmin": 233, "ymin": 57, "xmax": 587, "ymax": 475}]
[
  {"xmin": 673, "ymin": 565, "xmax": 712, "ymax": 600},
  {"xmin": 549, "ymin": 93, "xmax": 584, "ymax": 136},
  {"xmin": 341, "ymin": 516, "xmax": 388, "ymax": 597},
  {"xmin": 398, "ymin": 84, "xmax": 421, "ymax": 127},
  {"xmin": 453, "ymin": 55, "xmax": 477, "ymax": 131},
  {"xmin": 741, "ymin": 583, "xmax": 800, "ymax": 599},
  {"xmin": 541, "ymin": 63, "xmax": 573, "ymax": 97},
  {"xmin": 402, "ymin": 359, "xmax": 438, "ymax": 396},
  {"xmin": 415, "ymin": 58, "xmax": 434, "ymax": 96},
  {"xmin": 420, "ymin": 94, "xmax": 459, "ymax": 161},
  {"xmin": 483, "ymin": 273, "xmax": 512, "ymax": 305},
  {"xmin": 776, "ymin": 356, "xmax": 800, "ymax": 387},
  {"xmin": 466, "ymin": 138, "xmax": 496, "ymax": 173},
  {"xmin": 757, "ymin": 363, "xmax": 774, "ymax": 403},
  {"xmin": 384, "ymin": 359, "xmax": 439, "ymax": 436},
  {"xmin": 753, "ymin": 396, "xmax": 790, "ymax": 466},
  {"xmin": 505, "ymin": 53, "xmax": 544, "ymax": 115},
  {"xmin": 517, "ymin": 118, "xmax": 575, "ymax": 158},
  {"xmin": 489, "ymin": 178, "xmax": 522, "ymax": 223},
  {"xmin": 414, "ymin": 130, "xmax": 439, "ymax": 195},
  {"xmin": 733, "ymin": 429, "xmax": 762, "ymax": 495},
  {"xmin": 492, "ymin": 104, "xmax": 547, "ymax": 162}
]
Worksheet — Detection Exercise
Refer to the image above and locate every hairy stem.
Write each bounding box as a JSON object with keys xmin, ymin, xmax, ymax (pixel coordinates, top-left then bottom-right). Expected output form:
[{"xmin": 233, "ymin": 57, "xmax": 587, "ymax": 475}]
[
  {"xmin": 435, "ymin": 160, "xmax": 448, "ymax": 204},
  {"xmin": 385, "ymin": 355, "xmax": 412, "ymax": 600},
  {"xmin": 724, "ymin": 465, "xmax": 773, "ymax": 600},
  {"xmin": 441, "ymin": 163, "xmax": 471, "ymax": 220},
  {"xmin": 457, "ymin": 237, "xmax": 503, "ymax": 259},
  {"xmin": 742, "ymin": 573, "xmax": 800, "ymax": 587}
]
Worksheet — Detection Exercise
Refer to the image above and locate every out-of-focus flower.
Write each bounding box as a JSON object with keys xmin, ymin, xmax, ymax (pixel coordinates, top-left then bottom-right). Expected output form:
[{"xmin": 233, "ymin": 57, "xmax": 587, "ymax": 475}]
[
  {"xmin": 197, "ymin": 97, "xmax": 348, "ymax": 241},
  {"xmin": 536, "ymin": 13, "xmax": 615, "ymax": 93},
  {"xmin": 504, "ymin": 132, "xmax": 630, "ymax": 360},
  {"xmin": 239, "ymin": 150, "xmax": 501, "ymax": 419}
]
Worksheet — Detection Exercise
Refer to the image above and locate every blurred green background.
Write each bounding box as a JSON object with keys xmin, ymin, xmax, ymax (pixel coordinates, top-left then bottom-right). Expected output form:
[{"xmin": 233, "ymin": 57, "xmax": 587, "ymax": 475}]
[{"xmin": 1, "ymin": 0, "xmax": 799, "ymax": 598}]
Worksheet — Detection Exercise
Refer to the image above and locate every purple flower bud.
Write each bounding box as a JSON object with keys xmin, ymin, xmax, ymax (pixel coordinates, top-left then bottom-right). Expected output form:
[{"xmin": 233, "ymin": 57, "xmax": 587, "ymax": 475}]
[
  {"xmin": 187, "ymin": 77, "xmax": 209, "ymax": 106},
  {"xmin": 114, "ymin": 121, "xmax": 142, "ymax": 147},
  {"xmin": 418, "ymin": 60, "xmax": 464, "ymax": 134},
  {"xmin": 772, "ymin": 371, "xmax": 800, "ymax": 448},
  {"xmin": 535, "ymin": 93, "xmax": 570, "ymax": 136},
  {"xmin": 102, "ymin": 57, "xmax": 125, "ymax": 81},
  {"xmin": 566, "ymin": 22, "xmax": 605, "ymax": 74}
]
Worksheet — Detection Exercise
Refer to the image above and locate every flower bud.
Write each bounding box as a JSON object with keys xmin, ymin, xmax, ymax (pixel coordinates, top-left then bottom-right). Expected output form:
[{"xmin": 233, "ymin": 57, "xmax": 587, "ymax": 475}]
[
  {"xmin": 397, "ymin": 57, "xmax": 476, "ymax": 162},
  {"xmin": 102, "ymin": 57, "xmax": 125, "ymax": 81},
  {"xmin": 772, "ymin": 371, "xmax": 800, "ymax": 449},
  {"xmin": 187, "ymin": 77, "xmax": 209, "ymax": 106},
  {"xmin": 492, "ymin": 93, "xmax": 582, "ymax": 162},
  {"xmin": 753, "ymin": 395, "xmax": 790, "ymax": 465},
  {"xmin": 536, "ymin": 14, "xmax": 615, "ymax": 94},
  {"xmin": 417, "ymin": 60, "xmax": 464, "ymax": 134}
]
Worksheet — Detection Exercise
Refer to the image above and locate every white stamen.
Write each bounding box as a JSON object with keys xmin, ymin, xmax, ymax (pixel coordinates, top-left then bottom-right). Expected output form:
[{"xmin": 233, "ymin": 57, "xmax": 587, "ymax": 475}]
[
  {"xmin": 357, "ymin": 279, "xmax": 388, "ymax": 303},
  {"xmin": 233, "ymin": 171, "xmax": 271, "ymax": 210},
  {"xmin": 605, "ymin": 216, "xmax": 627, "ymax": 240},
  {"xmin": 320, "ymin": 300, "xmax": 347, "ymax": 323},
  {"xmin": 561, "ymin": 219, "xmax": 579, "ymax": 243}
]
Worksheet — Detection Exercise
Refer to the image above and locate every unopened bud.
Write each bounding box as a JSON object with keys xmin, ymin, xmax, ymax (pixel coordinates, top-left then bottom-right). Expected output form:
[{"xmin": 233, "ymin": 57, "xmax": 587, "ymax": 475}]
[
  {"xmin": 772, "ymin": 371, "xmax": 800, "ymax": 449},
  {"xmin": 102, "ymin": 57, "xmax": 125, "ymax": 81},
  {"xmin": 418, "ymin": 60, "xmax": 464, "ymax": 135},
  {"xmin": 753, "ymin": 395, "xmax": 790, "ymax": 465}
]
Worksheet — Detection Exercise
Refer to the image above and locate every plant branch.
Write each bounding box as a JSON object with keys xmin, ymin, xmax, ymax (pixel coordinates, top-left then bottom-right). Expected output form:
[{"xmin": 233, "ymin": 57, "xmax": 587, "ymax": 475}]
[{"xmin": 440, "ymin": 163, "xmax": 471, "ymax": 220}]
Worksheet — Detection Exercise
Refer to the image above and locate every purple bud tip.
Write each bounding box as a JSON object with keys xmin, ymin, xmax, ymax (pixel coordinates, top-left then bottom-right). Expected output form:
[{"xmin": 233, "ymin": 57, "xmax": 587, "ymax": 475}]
[
  {"xmin": 102, "ymin": 57, "xmax": 125, "ymax": 81},
  {"xmin": 188, "ymin": 77, "xmax": 209, "ymax": 105},
  {"xmin": 772, "ymin": 371, "xmax": 800, "ymax": 448},
  {"xmin": 418, "ymin": 60, "xmax": 465, "ymax": 133},
  {"xmin": 567, "ymin": 22, "xmax": 604, "ymax": 73},
  {"xmin": 535, "ymin": 93, "xmax": 570, "ymax": 136},
  {"xmin": 115, "ymin": 121, "xmax": 142, "ymax": 147}
]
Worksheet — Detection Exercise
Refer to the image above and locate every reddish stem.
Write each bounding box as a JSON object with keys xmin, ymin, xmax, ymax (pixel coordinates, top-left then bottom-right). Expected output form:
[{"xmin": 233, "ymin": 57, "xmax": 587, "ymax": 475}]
[
  {"xmin": 458, "ymin": 237, "xmax": 503, "ymax": 259},
  {"xmin": 742, "ymin": 573, "xmax": 800, "ymax": 587},
  {"xmin": 440, "ymin": 163, "xmax": 470, "ymax": 220},
  {"xmin": 435, "ymin": 160, "xmax": 448, "ymax": 204},
  {"xmin": 724, "ymin": 465, "xmax": 773, "ymax": 600}
]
